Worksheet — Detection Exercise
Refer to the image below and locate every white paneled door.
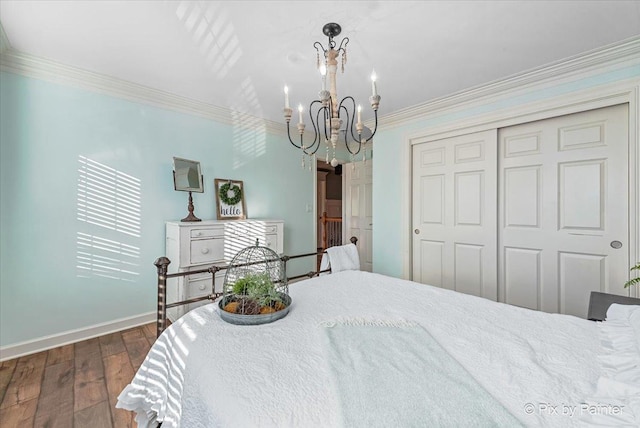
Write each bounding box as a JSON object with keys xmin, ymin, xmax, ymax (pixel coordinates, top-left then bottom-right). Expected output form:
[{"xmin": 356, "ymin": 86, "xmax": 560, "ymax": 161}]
[
  {"xmin": 345, "ymin": 161, "xmax": 373, "ymax": 272},
  {"xmin": 412, "ymin": 130, "xmax": 498, "ymax": 300},
  {"xmin": 412, "ymin": 104, "xmax": 629, "ymax": 318},
  {"xmin": 499, "ymin": 104, "xmax": 629, "ymax": 317}
]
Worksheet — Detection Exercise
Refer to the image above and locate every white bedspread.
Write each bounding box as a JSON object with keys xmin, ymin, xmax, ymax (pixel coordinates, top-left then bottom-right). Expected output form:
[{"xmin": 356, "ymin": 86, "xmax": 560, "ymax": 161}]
[
  {"xmin": 321, "ymin": 320, "xmax": 523, "ymax": 427},
  {"xmin": 117, "ymin": 271, "xmax": 615, "ymax": 427}
]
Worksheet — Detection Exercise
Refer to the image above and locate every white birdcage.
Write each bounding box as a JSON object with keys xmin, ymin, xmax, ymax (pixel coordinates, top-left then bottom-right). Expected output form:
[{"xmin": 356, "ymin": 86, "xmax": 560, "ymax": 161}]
[{"xmin": 218, "ymin": 240, "xmax": 291, "ymax": 325}]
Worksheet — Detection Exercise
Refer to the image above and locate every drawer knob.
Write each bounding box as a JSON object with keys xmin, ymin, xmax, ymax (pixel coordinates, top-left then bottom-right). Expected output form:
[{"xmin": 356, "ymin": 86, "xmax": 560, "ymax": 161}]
[
  {"xmin": 199, "ymin": 284, "xmax": 206, "ymax": 290},
  {"xmin": 201, "ymin": 248, "xmax": 210, "ymax": 254},
  {"xmin": 196, "ymin": 231, "xmax": 202, "ymax": 236}
]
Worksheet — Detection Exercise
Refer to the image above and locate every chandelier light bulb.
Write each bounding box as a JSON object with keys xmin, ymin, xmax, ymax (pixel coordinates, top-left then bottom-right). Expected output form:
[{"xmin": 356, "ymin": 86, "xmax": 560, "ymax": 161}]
[
  {"xmin": 357, "ymin": 104, "xmax": 362, "ymax": 123},
  {"xmin": 298, "ymin": 104, "xmax": 304, "ymax": 124},
  {"xmin": 284, "ymin": 85, "xmax": 290, "ymax": 109},
  {"xmin": 320, "ymin": 63, "xmax": 327, "ymax": 91},
  {"xmin": 371, "ymin": 70, "xmax": 378, "ymax": 96}
]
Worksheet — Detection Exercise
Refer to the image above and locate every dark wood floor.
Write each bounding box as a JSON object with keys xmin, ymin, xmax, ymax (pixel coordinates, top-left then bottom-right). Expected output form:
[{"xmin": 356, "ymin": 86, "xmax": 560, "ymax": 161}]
[{"xmin": 0, "ymin": 323, "xmax": 157, "ymax": 428}]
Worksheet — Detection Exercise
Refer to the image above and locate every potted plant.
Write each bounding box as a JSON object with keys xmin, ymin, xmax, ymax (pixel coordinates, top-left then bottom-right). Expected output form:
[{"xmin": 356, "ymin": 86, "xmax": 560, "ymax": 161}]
[
  {"xmin": 623, "ymin": 262, "xmax": 640, "ymax": 289},
  {"xmin": 223, "ymin": 273, "xmax": 287, "ymax": 315}
]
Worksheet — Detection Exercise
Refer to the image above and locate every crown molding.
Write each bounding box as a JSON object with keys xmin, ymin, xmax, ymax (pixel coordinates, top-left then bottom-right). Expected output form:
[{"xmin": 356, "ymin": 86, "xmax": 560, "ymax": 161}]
[
  {"xmin": 0, "ymin": 47, "xmax": 288, "ymax": 136},
  {"xmin": 379, "ymin": 36, "xmax": 640, "ymax": 129}
]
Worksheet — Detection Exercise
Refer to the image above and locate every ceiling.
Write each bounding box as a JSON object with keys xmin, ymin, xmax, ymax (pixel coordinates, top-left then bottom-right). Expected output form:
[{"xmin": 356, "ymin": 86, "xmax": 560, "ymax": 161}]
[{"xmin": 1, "ymin": 1, "xmax": 639, "ymax": 124}]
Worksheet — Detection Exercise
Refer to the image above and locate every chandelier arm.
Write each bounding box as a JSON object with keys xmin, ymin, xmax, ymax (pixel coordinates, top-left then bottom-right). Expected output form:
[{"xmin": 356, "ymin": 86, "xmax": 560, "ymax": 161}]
[
  {"xmin": 313, "ymin": 42, "xmax": 327, "ymax": 58},
  {"xmin": 337, "ymin": 95, "xmax": 355, "ymax": 112},
  {"xmin": 308, "ymin": 100, "xmax": 327, "ymax": 153},
  {"xmin": 338, "ymin": 104, "xmax": 361, "ymax": 156},
  {"xmin": 286, "ymin": 121, "xmax": 302, "ymax": 149},
  {"xmin": 314, "ymin": 106, "xmax": 327, "ymax": 147},
  {"xmin": 299, "ymin": 131, "xmax": 306, "ymax": 154},
  {"xmin": 362, "ymin": 109, "xmax": 379, "ymax": 144},
  {"xmin": 307, "ymin": 105, "xmax": 319, "ymax": 154},
  {"xmin": 338, "ymin": 96, "xmax": 362, "ymax": 148},
  {"xmin": 335, "ymin": 37, "xmax": 349, "ymax": 55},
  {"xmin": 322, "ymin": 105, "xmax": 330, "ymax": 142}
]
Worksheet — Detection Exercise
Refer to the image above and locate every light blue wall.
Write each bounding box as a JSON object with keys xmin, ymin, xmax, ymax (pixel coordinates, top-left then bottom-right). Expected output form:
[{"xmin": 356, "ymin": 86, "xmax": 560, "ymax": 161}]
[
  {"xmin": 0, "ymin": 71, "xmax": 315, "ymax": 347},
  {"xmin": 373, "ymin": 65, "xmax": 640, "ymax": 278}
]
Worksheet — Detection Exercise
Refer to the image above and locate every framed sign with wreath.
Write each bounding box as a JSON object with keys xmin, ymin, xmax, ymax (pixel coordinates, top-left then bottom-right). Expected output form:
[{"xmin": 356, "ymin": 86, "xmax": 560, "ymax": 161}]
[{"xmin": 214, "ymin": 179, "xmax": 247, "ymax": 220}]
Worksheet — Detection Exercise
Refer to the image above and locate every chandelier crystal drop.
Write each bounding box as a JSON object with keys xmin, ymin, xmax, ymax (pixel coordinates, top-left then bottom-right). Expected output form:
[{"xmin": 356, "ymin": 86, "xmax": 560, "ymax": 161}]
[{"xmin": 283, "ymin": 22, "xmax": 380, "ymax": 169}]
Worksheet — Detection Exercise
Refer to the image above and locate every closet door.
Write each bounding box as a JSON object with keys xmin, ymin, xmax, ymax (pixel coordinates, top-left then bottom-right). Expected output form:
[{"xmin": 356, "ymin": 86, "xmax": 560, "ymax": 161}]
[
  {"xmin": 412, "ymin": 130, "xmax": 497, "ymax": 300},
  {"xmin": 498, "ymin": 104, "xmax": 629, "ymax": 317}
]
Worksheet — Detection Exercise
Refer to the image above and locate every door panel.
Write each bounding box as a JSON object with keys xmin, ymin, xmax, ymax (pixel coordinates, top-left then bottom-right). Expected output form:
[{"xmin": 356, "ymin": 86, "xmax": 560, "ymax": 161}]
[
  {"xmin": 504, "ymin": 166, "xmax": 541, "ymax": 228},
  {"xmin": 419, "ymin": 240, "xmax": 444, "ymax": 288},
  {"xmin": 454, "ymin": 243, "xmax": 484, "ymax": 296},
  {"xmin": 455, "ymin": 171, "xmax": 484, "ymax": 226},
  {"xmin": 498, "ymin": 104, "xmax": 628, "ymax": 317},
  {"xmin": 345, "ymin": 161, "xmax": 373, "ymax": 272},
  {"xmin": 420, "ymin": 175, "xmax": 444, "ymax": 224},
  {"xmin": 412, "ymin": 130, "xmax": 498, "ymax": 300},
  {"xmin": 504, "ymin": 247, "xmax": 541, "ymax": 310},
  {"xmin": 558, "ymin": 160, "xmax": 604, "ymax": 231}
]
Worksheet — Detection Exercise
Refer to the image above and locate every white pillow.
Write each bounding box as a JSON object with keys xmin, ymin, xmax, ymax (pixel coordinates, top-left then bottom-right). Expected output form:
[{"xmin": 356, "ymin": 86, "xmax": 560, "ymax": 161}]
[{"xmin": 581, "ymin": 304, "xmax": 640, "ymax": 426}]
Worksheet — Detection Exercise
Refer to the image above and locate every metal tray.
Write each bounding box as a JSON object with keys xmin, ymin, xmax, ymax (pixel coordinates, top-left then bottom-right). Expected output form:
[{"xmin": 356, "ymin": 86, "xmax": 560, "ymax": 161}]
[{"xmin": 218, "ymin": 294, "xmax": 292, "ymax": 325}]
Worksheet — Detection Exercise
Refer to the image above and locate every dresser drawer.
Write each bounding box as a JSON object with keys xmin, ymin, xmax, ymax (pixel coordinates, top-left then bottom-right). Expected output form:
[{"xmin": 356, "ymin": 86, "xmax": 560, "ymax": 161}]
[
  {"xmin": 190, "ymin": 228, "xmax": 224, "ymax": 239},
  {"xmin": 264, "ymin": 234, "xmax": 278, "ymax": 250},
  {"xmin": 227, "ymin": 223, "xmax": 279, "ymax": 237},
  {"xmin": 235, "ymin": 234, "xmax": 278, "ymax": 252},
  {"xmin": 185, "ymin": 273, "xmax": 224, "ymax": 299},
  {"xmin": 190, "ymin": 238, "xmax": 225, "ymax": 265},
  {"xmin": 265, "ymin": 224, "xmax": 278, "ymax": 234},
  {"xmin": 186, "ymin": 273, "xmax": 224, "ymax": 312}
]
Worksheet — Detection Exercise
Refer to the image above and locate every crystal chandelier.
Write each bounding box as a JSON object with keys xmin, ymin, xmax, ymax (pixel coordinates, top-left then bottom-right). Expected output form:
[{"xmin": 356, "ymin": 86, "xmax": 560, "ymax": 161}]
[{"xmin": 283, "ymin": 22, "xmax": 380, "ymax": 169}]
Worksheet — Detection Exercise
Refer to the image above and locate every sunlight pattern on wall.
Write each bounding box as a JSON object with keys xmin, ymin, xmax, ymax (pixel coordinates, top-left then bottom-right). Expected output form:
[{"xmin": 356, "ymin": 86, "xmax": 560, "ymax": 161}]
[
  {"xmin": 76, "ymin": 232, "xmax": 140, "ymax": 281},
  {"xmin": 77, "ymin": 155, "xmax": 141, "ymax": 237},
  {"xmin": 232, "ymin": 77, "xmax": 267, "ymax": 169},
  {"xmin": 174, "ymin": 0, "xmax": 242, "ymax": 78},
  {"xmin": 76, "ymin": 155, "xmax": 142, "ymax": 280}
]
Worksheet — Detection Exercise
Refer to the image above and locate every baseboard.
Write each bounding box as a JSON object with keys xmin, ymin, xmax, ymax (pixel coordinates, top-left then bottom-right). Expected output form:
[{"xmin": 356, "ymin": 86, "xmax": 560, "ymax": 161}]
[{"xmin": 0, "ymin": 311, "xmax": 155, "ymax": 362}]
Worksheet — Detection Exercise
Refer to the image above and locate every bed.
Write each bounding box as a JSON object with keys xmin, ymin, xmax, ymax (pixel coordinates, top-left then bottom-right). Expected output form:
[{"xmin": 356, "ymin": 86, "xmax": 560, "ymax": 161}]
[{"xmin": 117, "ymin": 269, "xmax": 640, "ymax": 427}]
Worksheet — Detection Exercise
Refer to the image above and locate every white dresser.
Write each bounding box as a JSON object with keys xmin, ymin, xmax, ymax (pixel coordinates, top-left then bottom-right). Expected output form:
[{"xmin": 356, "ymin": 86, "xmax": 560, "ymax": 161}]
[{"xmin": 165, "ymin": 219, "xmax": 284, "ymax": 320}]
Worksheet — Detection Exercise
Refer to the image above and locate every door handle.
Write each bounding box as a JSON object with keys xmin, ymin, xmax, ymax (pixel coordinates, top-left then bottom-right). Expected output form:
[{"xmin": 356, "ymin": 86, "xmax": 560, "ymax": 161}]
[
  {"xmin": 414, "ymin": 229, "xmax": 420, "ymax": 235},
  {"xmin": 610, "ymin": 241, "xmax": 623, "ymax": 249}
]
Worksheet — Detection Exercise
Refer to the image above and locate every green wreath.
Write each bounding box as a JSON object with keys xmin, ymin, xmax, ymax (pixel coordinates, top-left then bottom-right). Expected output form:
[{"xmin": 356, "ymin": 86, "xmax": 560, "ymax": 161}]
[{"xmin": 219, "ymin": 182, "xmax": 242, "ymax": 205}]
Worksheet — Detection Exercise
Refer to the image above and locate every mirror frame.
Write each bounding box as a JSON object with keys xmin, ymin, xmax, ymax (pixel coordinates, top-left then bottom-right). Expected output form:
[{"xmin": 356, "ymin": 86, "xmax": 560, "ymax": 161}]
[{"xmin": 172, "ymin": 157, "xmax": 204, "ymax": 193}]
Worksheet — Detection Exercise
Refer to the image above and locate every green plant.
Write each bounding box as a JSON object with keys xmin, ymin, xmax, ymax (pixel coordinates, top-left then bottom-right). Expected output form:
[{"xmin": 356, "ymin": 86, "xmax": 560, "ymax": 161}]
[
  {"xmin": 624, "ymin": 262, "xmax": 640, "ymax": 289},
  {"xmin": 231, "ymin": 273, "xmax": 283, "ymax": 307}
]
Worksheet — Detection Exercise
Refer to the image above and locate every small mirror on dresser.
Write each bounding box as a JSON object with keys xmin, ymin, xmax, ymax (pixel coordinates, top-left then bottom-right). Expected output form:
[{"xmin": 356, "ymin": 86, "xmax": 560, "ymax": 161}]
[{"xmin": 173, "ymin": 157, "xmax": 204, "ymax": 222}]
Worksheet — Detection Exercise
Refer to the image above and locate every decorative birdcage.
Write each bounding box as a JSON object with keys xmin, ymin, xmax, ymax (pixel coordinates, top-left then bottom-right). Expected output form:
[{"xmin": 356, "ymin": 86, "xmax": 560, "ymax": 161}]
[{"xmin": 218, "ymin": 240, "xmax": 291, "ymax": 325}]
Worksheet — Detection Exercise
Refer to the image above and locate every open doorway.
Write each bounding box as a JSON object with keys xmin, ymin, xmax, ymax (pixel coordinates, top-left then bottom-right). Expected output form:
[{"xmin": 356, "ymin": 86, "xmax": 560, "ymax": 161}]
[{"xmin": 316, "ymin": 160, "xmax": 343, "ymax": 267}]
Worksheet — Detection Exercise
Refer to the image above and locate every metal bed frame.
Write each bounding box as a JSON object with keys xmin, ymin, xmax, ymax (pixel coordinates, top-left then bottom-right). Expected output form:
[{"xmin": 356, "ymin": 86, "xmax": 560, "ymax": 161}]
[{"xmin": 153, "ymin": 236, "xmax": 358, "ymax": 337}]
